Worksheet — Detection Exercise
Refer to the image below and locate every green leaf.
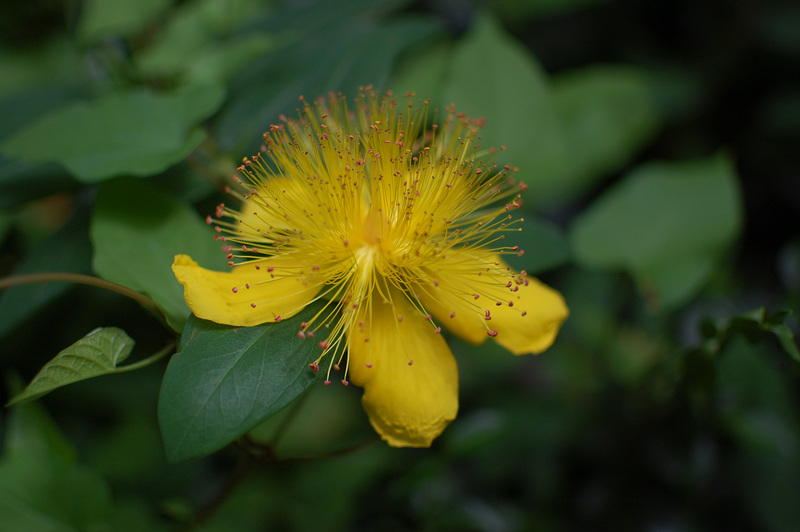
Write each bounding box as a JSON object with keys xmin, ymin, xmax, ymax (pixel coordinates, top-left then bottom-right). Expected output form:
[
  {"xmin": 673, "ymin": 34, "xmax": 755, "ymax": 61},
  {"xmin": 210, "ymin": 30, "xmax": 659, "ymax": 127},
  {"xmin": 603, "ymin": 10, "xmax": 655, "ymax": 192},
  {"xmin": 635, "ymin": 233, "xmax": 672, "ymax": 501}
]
[
  {"xmin": 706, "ymin": 307, "xmax": 800, "ymax": 364},
  {"xmin": 570, "ymin": 153, "xmax": 742, "ymax": 308},
  {"xmin": 216, "ymin": 13, "xmax": 442, "ymax": 154},
  {"xmin": 77, "ymin": 0, "xmax": 170, "ymax": 43},
  {"xmin": 7, "ymin": 327, "xmax": 135, "ymax": 406},
  {"xmin": 440, "ymin": 14, "xmax": 569, "ymax": 206},
  {"xmin": 158, "ymin": 301, "xmax": 328, "ymax": 462},
  {"xmin": 1, "ymin": 84, "xmax": 225, "ymax": 183},
  {"xmin": 552, "ymin": 65, "xmax": 662, "ymax": 201},
  {"xmin": 91, "ymin": 178, "xmax": 226, "ymax": 331}
]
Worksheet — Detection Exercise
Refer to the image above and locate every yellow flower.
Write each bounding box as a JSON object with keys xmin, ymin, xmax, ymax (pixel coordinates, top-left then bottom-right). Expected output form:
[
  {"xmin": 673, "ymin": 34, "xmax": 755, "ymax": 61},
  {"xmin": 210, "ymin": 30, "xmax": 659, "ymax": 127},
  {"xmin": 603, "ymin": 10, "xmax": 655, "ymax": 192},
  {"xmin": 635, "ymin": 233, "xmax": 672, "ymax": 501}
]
[{"xmin": 173, "ymin": 89, "xmax": 568, "ymax": 447}]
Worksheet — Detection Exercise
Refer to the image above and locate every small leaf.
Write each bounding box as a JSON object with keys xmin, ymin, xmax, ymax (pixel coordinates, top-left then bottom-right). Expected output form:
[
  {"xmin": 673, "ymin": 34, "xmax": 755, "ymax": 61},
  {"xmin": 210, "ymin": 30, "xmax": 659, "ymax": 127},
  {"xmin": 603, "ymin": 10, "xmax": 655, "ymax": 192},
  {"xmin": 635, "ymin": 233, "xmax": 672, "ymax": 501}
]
[
  {"xmin": 158, "ymin": 301, "xmax": 328, "ymax": 462},
  {"xmin": 7, "ymin": 327, "xmax": 135, "ymax": 406},
  {"xmin": 570, "ymin": 153, "xmax": 742, "ymax": 308},
  {"xmin": 91, "ymin": 178, "xmax": 227, "ymax": 331},
  {"xmin": 1, "ymin": 84, "xmax": 225, "ymax": 183}
]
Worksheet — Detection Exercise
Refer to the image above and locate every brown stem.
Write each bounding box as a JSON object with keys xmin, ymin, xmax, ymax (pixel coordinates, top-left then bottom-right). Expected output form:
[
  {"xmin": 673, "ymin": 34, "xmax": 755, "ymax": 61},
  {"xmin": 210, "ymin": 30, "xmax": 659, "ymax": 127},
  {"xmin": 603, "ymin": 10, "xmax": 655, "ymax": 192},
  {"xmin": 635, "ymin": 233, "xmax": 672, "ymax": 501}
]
[{"xmin": 0, "ymin": 272, "xmax": 166, "ymax": 324}]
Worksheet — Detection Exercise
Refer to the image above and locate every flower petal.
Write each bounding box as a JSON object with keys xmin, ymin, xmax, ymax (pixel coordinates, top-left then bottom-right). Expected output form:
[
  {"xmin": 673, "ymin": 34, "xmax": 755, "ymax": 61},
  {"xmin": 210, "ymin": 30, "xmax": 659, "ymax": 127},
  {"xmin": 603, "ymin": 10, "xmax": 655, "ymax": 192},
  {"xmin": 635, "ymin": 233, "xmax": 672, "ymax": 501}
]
[
  {"xmin": 418, "ymin": 252, "xmax": 568, "ymax": 354},
  {"xmin": 347, "ymin": 288, "xmax": 458, "ymax": 447},
  {"xmin": 172, "ymin": 254, "xmax": 322, "ymax": 327}
]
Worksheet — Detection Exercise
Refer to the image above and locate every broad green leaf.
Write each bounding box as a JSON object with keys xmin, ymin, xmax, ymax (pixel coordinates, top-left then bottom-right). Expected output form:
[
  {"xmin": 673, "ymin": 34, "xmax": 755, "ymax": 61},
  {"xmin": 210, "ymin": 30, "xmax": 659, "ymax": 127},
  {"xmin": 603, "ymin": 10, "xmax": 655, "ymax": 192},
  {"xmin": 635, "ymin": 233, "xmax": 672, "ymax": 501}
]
[
  {"xmin": 216, "ymin": 14, "xmax": 442, "ymax": 154},
  {"xmin": 570, "ymin": 154, "xmax": 742, "ymax": 308},
  {"xmin": 1, "ymin": 84, "xmax": 225, "ymax": 183},
  {"xmin": 552, "ymin": 65, "xmax": 662, "ymax": 201},
  {"xmin": 158, "ymin": 301, "xmax": 328, "ymax": 462},
  {"xmin": 0, "ymin": 213, "xmax": 92, "ymax": 341},
  {"xmin": 91, "ymin": 178, "xmax": 226, "ymax": 331},
  {"xmin": 440, "ymin": 14, "xmax": 569, "ymax": 206},
  {"xmin": 7, "ymin": 327, "xmax": 135, "ymax": 406},
  {"xmin": 78, "ymin": 0, "xmax": 170, "ymax": 43}
]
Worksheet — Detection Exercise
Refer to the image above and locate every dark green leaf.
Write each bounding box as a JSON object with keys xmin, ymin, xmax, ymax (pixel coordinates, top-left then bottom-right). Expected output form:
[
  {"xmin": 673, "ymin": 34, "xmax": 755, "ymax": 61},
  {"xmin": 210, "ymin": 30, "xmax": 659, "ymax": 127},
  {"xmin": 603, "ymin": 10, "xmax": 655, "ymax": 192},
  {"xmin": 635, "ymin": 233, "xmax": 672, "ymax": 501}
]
[
  {"xmin": 91, "ymin": 178, "xmax": 226, "ymax": 331},
  {"xmin": 440, "ymin": 14, "xmax": 569, "ymax": 206},
  {"xmin": 7, "ymin": 327, "xmax": 135, "ymax": 406},
  {"xmin": 158, "ymin": 301, "xmax": 328, "ymax": 462},
  {"xmin": 216, "ymin": 15, "xmax": 442, "ymax": 154},
  {"xmin": 570, "ymin": 153, "xmax": 742, "ymax": 308},
  {"xmin": 1, "ymin": 84, "xmax": 225, "ymax": 183}
]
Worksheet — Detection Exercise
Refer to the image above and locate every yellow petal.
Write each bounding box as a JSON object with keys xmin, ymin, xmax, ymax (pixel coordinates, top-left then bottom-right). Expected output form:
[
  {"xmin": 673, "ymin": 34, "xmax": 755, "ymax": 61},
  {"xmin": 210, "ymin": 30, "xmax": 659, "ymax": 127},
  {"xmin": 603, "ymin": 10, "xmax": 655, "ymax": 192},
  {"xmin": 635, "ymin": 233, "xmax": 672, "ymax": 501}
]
[
  {"xmin": 418, "ymin": 252, "xmax": 568, "ymax": 354},
  {"xmin": 172, "ymin": 254, "xmax": 322, "ymax": 327},
  {"xmin": 347, "ymin": 288, "xmax": 458, "ymax": 447}
]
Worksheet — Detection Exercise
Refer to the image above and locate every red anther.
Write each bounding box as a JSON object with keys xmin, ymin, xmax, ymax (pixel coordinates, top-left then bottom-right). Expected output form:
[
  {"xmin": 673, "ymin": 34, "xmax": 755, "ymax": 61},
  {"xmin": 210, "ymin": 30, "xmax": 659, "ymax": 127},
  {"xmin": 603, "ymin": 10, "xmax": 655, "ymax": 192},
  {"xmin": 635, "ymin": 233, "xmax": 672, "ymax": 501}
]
[
  {"xmin": 487, "ymin": 330, "xmax": 499, "ymax": 337},
  {"xmin": 342, "ymin": 380, "xmax": 349, "ymax": 386},
  {"xmin": 523, "ymin": 279, "xmax": 529, "ymax": 286},
  {"xmin": 245, "ymin": 283, "xmax": 250, "ymax": 289},
  {"xmin": 424, "ymin": 314, "xmax": 432, "ymax": 321},
  {"xmin": 511, "ymin": 245, "xmax": 519, "ymax": 251},
  {"xmin": 300, "ymin": 322, "xmax": 308, "ymax": 329},
  {"xmin": 333, "ymin": 364, "xmax": 341, "ymax": 371},
  {"xmin": 324, "ymin": 380, "xmax": 332, "ymax": 386},
  {"xmin": 434, "ymin": 327, "xmax": 442, "ymax": 334},
  {"xmin": 307, "ymin": 331, "xmax": 314, "ymax": 337},
  {"xmin": 397, "ymin": 315, "xmax": 404, "ymax": 322},
  {"xmin": 519, "ymin": 182, "xmax": 528, "ymax": 191},
  {"xmin": 255, "ymin": 265, "xmax": 261, "ymax": 270},
  {"xmin": 251, "ymin": 303, "xmax": 257, "ymax": 308},
  {"xmin": 298, "ymin": 331, "xmax": 306, "ymax": 338},
  {"xmin": 267, "ymin": 266, "xmax": 274, "ymax": 272},
  {"xmin": 505, "ymin": 281, "xmax": 513, "ymax": 288},
  {"xmin": 274, "ymin": 315, "xmax": 281, "ymax": 322},
  {"xmin": 228, "ymin": 261, "xmax": 234, "ymax": 267},
  {"xmin": 496, "ymin": 301, "xmax": 502, "ymax": 306},
  {"xmin": 512, "ymin": 286, "xmax": 519, "ymax": 292},
  {"xmin": 508, "ymin": 301, "xmax": 514, "ymax": 307},
  {"xmin": 433, "ymin": 280, "xmax": 439, "ymax": 287},
  {"xmin": 319, "ymin": 341, "xmax": 329, "ymax": 349},
  {"xmin": 473, "ymin": 294, "xmax": 480, "ymax": 299},
  {"xmin": 518, "ymin": 250, "xmax": 525, "ymax": 257},
  {"xmin": 505, "ymin": 204, "xmax": 511, "ymax": 212},
  {"xmin": 308, "ymin": 363, "xmax": 319, "ymax": 373},
  {"xmin": 231, "ymin": 287, "xmax": 238, "ymax": 293},
  {"xmin": 365, "ymin": 363, "xmax": 372, "ymax": 368},
  {"xmin": 408, "ymin": 360, "xmax": 414, "ymax": 366},
  {"xmin": 521, "ymin": 311, "xmax": 528, "ymax": 316},
  {"xmin": 449, "ymin": 312, "xmax": 456, "ymax": 318},
  {"xmin": 205, "ymin": 215, "xmax": 212, "ymax": 225}
]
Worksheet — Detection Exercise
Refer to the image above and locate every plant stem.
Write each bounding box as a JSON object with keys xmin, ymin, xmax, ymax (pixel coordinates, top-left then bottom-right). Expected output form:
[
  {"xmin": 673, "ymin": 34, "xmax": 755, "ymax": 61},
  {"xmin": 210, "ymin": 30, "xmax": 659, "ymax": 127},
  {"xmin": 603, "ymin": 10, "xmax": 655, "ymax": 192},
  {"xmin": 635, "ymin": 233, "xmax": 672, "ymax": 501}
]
[
  {"xmin": 116, "ymin": 340, "xmax": 176, "ymax": 372},
  {"xmin": 0, "ymin": 272, "xmax": 166, "ymax": 323}
]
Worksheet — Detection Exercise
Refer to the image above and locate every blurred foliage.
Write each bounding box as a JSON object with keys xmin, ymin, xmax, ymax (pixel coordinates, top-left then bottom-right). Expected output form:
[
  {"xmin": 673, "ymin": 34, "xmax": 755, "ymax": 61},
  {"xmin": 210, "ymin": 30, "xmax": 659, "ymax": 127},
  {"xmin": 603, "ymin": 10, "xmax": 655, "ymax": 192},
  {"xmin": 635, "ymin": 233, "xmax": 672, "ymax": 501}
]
[{"xmin": 0, "ymin": 0, "xmax": 798, "ymax": 531}]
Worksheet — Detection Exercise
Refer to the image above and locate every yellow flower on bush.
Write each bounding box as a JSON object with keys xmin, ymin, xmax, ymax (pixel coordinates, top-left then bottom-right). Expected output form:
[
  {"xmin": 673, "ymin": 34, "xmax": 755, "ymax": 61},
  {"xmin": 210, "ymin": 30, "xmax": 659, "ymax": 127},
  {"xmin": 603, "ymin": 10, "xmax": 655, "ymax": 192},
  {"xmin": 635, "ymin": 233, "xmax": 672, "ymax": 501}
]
[{"xmin": 173, "ymin": 89, "xmax": 568, "ymax": 447}]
